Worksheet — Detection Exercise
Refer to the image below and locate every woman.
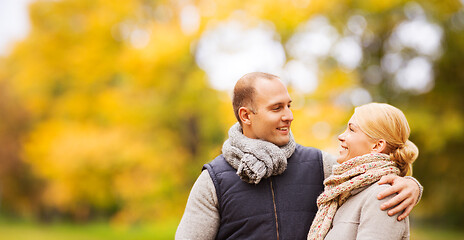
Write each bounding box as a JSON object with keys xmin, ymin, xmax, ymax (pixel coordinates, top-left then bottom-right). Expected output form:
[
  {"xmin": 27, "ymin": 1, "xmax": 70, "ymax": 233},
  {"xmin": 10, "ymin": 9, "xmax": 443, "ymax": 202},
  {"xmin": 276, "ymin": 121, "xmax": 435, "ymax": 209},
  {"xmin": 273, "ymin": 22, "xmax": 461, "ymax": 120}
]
[{"xmin": 307, "ymin": 103, "xmax": 419, "ymax": 240}]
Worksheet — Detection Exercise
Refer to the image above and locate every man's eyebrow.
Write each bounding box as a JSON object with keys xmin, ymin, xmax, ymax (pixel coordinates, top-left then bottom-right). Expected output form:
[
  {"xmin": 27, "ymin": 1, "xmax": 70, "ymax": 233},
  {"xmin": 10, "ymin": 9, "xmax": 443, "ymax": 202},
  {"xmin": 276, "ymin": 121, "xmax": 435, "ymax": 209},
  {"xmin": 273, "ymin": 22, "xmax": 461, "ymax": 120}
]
[{"xmin": 267, "ymin": 100, "xmax": 292, "ymax": 107}]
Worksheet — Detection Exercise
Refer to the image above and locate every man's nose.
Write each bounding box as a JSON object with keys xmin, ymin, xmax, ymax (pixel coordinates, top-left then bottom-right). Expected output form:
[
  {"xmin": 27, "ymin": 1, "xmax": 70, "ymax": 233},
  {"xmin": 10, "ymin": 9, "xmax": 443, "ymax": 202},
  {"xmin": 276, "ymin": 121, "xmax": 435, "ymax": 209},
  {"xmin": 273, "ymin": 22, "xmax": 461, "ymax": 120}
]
[{"xmin": 282, "ymin": 108, "xmax": 293, "ymax": 122}]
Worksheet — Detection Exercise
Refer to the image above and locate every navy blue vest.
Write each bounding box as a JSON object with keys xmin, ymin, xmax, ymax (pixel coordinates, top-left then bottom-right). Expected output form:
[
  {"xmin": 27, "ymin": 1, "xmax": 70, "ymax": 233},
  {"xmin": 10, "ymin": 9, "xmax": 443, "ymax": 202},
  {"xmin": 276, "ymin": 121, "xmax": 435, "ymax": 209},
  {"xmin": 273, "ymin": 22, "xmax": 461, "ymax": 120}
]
[{"xmin": 203, "ymin": 144, "xmax": 324, "ymax": 240}]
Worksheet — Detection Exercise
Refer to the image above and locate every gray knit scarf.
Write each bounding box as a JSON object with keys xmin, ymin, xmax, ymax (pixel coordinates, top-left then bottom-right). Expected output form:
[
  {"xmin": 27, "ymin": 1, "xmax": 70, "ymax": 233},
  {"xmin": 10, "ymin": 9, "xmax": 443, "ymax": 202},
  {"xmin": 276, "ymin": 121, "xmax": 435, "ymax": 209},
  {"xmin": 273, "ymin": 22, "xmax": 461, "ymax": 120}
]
[{"xmin": 222, "ymin": 123, "xmax": 296, "ymax": 184}]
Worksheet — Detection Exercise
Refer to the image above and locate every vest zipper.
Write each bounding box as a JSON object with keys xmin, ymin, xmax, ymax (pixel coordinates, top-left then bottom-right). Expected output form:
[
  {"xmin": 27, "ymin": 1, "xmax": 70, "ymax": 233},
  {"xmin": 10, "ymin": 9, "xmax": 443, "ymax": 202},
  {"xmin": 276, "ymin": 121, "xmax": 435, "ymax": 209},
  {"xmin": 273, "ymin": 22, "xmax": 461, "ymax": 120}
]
[{"xmin": 269, "ymin": 178, "xmax": 280, "ymax": 240}]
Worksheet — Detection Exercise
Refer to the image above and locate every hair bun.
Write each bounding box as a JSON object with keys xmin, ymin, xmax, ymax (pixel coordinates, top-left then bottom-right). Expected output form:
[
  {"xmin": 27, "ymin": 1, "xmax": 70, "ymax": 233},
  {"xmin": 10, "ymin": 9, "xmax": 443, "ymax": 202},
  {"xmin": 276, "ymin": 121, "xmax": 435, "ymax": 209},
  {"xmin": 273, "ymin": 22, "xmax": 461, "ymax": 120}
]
[{"xmin": 390, "ymin": 140, "xmax": 419, "ymax": 176}]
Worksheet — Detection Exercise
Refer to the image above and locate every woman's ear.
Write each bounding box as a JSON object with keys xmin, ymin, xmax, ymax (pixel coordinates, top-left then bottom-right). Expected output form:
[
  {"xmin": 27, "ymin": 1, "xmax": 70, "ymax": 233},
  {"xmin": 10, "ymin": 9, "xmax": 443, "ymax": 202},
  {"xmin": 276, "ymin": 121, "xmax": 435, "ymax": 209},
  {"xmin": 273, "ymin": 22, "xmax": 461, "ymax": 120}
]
[
  {"xmin": 372, "ymin": 139, "xmax": 387, "ymax": 153},
  {"xmin": 239, "ymin": 107, "xmax": 253, "ymax": 125}
]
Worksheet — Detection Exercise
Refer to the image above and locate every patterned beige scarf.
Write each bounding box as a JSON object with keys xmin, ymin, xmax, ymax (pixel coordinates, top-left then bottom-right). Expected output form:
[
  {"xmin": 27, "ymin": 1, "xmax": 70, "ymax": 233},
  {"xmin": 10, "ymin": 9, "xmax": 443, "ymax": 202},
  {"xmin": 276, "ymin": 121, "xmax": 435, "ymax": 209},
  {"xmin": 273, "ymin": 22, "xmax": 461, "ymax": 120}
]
[{"xmin": 307, "ymin": 153, "xmax": 400, "ymax": 240}]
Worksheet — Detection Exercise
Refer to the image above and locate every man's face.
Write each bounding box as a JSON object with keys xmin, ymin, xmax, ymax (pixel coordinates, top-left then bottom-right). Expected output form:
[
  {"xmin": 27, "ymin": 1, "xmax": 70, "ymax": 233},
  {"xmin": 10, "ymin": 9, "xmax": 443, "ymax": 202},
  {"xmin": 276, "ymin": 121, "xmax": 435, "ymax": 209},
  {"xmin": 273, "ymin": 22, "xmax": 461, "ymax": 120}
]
[{"xmin": 246, "ymin": 79, "xmax": 293, "ymax": 146}]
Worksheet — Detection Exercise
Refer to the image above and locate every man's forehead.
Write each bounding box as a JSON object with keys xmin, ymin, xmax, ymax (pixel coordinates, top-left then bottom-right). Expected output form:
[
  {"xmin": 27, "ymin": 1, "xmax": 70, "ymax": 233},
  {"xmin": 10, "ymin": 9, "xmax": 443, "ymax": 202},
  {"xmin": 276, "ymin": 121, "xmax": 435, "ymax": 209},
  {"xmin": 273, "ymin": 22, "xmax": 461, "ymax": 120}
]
[
  {"xmin": 254, "ymin": 78, "xmax": 286, "ymax": 91},
  {"xmin": 254, "ymin": 90, "xmax": 292, "ymax": 106}
]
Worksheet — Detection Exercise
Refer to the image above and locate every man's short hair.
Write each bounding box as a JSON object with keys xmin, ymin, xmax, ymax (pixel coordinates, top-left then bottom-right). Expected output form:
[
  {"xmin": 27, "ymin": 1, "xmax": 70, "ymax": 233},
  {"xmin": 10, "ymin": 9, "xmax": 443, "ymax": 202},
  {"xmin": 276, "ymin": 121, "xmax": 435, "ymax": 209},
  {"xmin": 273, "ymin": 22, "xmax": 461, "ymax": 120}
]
[{"xmin": 233, "ymin": 72, "xmax": 281, "ymax": 125}]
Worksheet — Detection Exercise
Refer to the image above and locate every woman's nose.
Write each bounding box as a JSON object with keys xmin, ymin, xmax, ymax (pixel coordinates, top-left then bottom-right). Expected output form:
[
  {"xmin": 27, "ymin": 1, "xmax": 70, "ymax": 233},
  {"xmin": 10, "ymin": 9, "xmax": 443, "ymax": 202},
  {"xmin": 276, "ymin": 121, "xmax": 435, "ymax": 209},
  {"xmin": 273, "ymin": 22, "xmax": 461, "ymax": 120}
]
[{"xmin": 338, "ymin": 131, "xmax": 346, "ymax": 141}]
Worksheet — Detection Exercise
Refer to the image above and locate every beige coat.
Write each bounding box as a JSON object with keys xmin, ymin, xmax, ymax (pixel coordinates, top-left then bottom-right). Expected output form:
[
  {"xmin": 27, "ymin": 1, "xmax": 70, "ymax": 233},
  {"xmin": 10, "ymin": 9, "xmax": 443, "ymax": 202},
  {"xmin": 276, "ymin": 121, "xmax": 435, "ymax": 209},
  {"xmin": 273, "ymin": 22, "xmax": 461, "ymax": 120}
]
[{"xmin": 325, "ymin": 183, "xmax": 410, "ymax": 240}]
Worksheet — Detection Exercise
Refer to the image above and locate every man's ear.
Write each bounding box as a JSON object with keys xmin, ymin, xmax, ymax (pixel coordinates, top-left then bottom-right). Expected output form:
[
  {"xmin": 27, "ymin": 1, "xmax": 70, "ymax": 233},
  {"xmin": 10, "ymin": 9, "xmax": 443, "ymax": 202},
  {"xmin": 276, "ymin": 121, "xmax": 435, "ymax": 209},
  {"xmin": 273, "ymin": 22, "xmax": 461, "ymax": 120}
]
[
  {"xmin": 239, "ymin": 107, "xmax": 253, "ymax": 125},
  {"xmin": 372, "ymin": 139, "xmax": 387, "ymax": 153}
]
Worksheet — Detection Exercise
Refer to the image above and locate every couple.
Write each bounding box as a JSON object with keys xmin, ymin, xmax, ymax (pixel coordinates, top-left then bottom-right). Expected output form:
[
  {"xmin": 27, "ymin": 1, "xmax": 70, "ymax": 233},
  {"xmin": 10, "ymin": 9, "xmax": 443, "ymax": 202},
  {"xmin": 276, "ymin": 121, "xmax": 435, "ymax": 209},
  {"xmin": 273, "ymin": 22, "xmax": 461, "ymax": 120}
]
[{"xmin": 176, "ymin": 72, "xmax": 421, "ymax": 240}]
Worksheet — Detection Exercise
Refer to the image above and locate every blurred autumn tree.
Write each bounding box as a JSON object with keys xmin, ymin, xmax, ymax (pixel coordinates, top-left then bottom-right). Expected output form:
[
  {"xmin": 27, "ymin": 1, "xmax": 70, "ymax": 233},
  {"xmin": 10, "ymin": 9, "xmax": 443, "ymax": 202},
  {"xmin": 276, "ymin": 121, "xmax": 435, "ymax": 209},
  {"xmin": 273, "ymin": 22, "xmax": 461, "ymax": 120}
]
[
  {"xmin": 0, "ymin": 0, "xmax": 228, "ymax": 223},
  {"xmin": 0, "ymin": 81, "xmax": 43, "ymax": 217},
  {"xmin": 0, "ymin": 0, "xmax": 463, "ymax": 229}
]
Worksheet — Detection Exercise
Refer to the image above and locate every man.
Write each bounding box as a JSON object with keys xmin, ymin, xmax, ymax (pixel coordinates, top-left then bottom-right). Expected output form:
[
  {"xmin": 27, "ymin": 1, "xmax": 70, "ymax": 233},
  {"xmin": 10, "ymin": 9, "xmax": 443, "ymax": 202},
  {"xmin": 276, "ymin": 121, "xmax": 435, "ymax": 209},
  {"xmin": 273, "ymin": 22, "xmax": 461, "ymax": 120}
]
[{"xmin": 176, "ymin": 72, "xmax": 422, "ymax": 240}]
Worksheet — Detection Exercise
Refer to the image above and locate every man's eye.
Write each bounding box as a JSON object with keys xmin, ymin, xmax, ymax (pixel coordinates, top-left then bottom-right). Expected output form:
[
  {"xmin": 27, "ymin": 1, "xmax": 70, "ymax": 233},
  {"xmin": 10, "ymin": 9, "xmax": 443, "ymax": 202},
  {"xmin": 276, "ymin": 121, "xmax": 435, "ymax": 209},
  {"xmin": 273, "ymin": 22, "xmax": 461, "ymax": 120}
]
[{"xmin": 273, "ymin": 106, "xmax": 281, "ymax": 111}]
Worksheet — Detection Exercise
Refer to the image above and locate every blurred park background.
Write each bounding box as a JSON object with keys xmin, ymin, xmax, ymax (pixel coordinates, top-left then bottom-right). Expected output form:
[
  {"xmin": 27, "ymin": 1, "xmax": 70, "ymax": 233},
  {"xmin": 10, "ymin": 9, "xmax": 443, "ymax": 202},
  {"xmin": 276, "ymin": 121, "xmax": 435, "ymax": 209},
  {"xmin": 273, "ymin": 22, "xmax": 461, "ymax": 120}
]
[{"xmin": 0, "ymin": 0, "xmax": 464, "ymax": 239}]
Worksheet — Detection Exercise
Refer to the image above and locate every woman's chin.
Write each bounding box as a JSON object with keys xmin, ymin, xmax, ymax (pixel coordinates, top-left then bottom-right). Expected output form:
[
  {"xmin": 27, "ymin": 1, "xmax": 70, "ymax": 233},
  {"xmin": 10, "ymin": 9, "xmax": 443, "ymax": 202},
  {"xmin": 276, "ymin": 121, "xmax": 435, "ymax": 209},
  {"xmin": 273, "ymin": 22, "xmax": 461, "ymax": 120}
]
[{"xmin": 337, "ymin": 152, "xmax": 349, "ymax": 163}]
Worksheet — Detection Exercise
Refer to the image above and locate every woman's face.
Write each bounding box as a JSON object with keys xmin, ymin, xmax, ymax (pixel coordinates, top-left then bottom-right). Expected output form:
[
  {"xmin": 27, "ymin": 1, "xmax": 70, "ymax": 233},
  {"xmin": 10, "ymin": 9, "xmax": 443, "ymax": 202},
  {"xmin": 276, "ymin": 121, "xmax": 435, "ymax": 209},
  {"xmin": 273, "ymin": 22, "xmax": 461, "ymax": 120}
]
[{"xmin": 337, "ymin": 114, "xmax": 377, "ymax": 163}]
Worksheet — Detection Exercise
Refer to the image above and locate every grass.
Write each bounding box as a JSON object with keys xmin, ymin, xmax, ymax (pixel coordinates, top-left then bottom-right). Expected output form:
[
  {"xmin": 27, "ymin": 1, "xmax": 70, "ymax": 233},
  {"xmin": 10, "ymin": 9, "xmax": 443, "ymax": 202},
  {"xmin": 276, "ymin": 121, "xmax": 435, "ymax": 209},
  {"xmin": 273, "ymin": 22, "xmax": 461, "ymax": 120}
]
[
  {"xmin": 411, "ymin": 225, "xmax": 464, "ymax": 240},
  {"xmin": 0, "ymin": 217, "xmax": 178, "ymax": 240},
  {"xmin": 0, "ymin": 218, "xmax": 463, "ymax": 240}
]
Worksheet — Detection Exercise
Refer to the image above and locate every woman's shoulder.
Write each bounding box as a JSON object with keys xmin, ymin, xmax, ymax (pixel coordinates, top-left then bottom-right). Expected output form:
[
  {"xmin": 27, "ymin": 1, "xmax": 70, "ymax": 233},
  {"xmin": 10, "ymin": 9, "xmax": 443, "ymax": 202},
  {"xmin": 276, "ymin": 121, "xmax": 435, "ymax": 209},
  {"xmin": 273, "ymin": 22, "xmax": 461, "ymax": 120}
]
[
  {"xmin": 350, "ymin": 182, "xmax": 402, "ymax": 219},
  {"xmin": 353, "ymin": 182, "xmax": 395, "ymax": 201},
  {"xmin": 345, "ymin": 182, "xmax": 398, "ymax": 214},
  {"xmin": 338, "ymin": 183, "xmax": 394, "ymax": 218}
]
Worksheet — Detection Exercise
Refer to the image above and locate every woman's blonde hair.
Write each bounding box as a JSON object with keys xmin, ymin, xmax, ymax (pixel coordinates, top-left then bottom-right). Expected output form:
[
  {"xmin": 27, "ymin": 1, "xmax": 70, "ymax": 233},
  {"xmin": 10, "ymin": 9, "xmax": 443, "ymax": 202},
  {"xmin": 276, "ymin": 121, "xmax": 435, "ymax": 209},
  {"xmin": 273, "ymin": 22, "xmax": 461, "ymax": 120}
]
[{"xmin": 353, "ymin": 103, "xmax": 419, "ymax": 176}]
